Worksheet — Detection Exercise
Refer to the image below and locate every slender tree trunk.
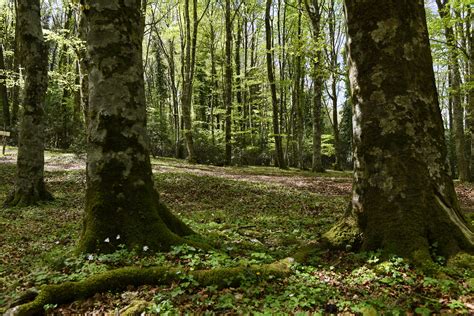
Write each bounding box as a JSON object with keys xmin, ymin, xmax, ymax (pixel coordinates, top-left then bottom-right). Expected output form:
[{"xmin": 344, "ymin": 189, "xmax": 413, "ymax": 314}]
[
  {"xmin": 325, "ymin": 0, "xmax": 474, "ymax": 261},
  {"xmin": 181, "ymin": 0, "xmax": 201, "ymax": 163},
  {"xmin": 447, "ymin": 65, "xmax": 456, "ymax": 177},
  {"xmin": 436, "ymin": 0, "xmax": 469, "ymax": 181},
  {"xmin": 235, "ymin": 16, "xmax": 244, "ymax": 147},
  {"xmin": 327, "ymin": 0, "xmax": 342, "ymax": 171},
  {"xmin": 168, "ymin": 39, "xmax": 180, "ymax": 158},
  {"xmin": 224, "ymin": 0, "xmax": 233, "ymax": 165},
  {"xmin": 467, "ymin": 9, "xmax": 474, "ymax": 181},
  {"xmin": 4, "ymin": 0, "xmax": 53, "ymax": 207},
  {"xmin": 0, "ymin": 44, "xmax": 10, "ymax": 128},
  {"xmin": 209, "ymin": 24, "xmax": 217, "ymax": 146},
  {"xmin": 78, "ymin": 0, "xmax": 193, "ymax": 253},
  {"xmin": 78, "ymin": 7, "xmax": 89, "ymax": 130},
  {"xmin": 265, "ymin": 0, "xmax": 286, "ymax": 169},
  {"xmin": 304, "ymin": 0, "xmax": 324, "ymax": 172},
  {"xmin": 293, "ymin": 0, "xmax": 304, "ymax": 169},
  {"xmin": 11, "ymin": 0, "xmax": 19, "ymax": 127},
  {"xmin": 312, "ymin": 61, "xmax": 324, "ymax": 172},
  {"xmin": 56, "ymin": 8, "xmax": 74, "ymax": 149}
]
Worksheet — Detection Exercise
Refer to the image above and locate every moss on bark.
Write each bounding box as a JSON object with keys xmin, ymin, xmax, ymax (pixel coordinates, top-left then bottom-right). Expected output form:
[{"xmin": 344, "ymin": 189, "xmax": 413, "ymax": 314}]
[
  {"xmin": 4, "ymin": 0, "xmax": 52, "ymax": 208},
  {"xmin": 328, "ymin": 0, "xmax": 474, "ymax": 263},
  {"xmin": 8, "ymin": 260, "xmax": 292, "ymax": 316},
  {"xmin": 77, "ymin": 0, "xmax": 197, "ymax": 253}
]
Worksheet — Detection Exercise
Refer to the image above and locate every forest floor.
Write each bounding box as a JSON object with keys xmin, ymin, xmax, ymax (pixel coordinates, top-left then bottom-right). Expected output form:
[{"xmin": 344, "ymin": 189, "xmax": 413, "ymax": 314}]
[{"xmin": 1, "ymin": 147, "xmax": 473, "ymax": 315}]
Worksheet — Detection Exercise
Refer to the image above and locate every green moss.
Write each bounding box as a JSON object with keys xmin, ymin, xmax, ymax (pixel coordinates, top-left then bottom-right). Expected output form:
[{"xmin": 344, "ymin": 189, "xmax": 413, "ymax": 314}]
[
  {"xmin": 10, "ymin": 260, "xmax": 292, "ymax": 315},
  {"xmin": 323, "ymin": 214, "xmax": 361, "ymax": 250},
  {"xmin": 447, "ymin": 252, "xmax": 474, "ymax": 270}
]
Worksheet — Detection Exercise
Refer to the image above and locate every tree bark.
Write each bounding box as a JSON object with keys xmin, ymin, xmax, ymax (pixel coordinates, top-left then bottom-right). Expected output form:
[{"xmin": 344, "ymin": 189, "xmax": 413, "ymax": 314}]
[
  {"xmin": 265, "ymin": 0, "xmax": 286, "ymax": 169},
  {"xmin": 436, "ymin": 0, "xmax": 469, "ymax": 182},
  {"xmin": 467, "ymin": 9, "xmax": 474, "ymax": 181},
  {"xmin": 4, "ymin": 0, "xmax": 52, "ymax": 207},
  {"xmin": 224, "ymin": 0, "xmax": 233, "ymax": 165},
  {"xmin": 294, "ymin": 0, "xmax": 304, "ymax": 169},
  {"xmin": 304, "ymin": 0, "xmax": 324, "ymax": 173},
  {"xmin": 0, "ymin": 44, "xmax": 10, "ymax": 128},
  {"xmin": 325, "ymin": 0, "xmax": 474, "ymax": 261},
  {"xmin": 78, "ymin": 0, "xmax": 194, "ymax": 253},
  {"xmin": 181, "ymin": 0, "xmax": 198, "ymax": 163},
  {"xmin": 11, "ymin": 0, "xmax": 19, "ymax": 127}
]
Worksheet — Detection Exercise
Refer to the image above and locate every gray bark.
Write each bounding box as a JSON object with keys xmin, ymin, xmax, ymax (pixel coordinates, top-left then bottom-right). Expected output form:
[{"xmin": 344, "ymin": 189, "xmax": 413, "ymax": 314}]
[
  {"xmin": 325, "ymin": 0, "xmax": 473, "ymax": 260},
  {"xmin": 265, "ymin": 0, "xmax": 286, "ymax": 169},
  {"xmin": 304, "ymin": 0, "xmax": 324, "ymax": 172},
  {"xmin": 436, "ymin": 0, "xmax": 469, "ymax": 182},
  {"xmin": 4, "ymin": 0, "xmax": 52, "ymax": 207},
  {"xmin": 0, "ymin": 44, "xmax": 10, "ymax": 128},
  {"xmin": 224, "ymin": 0, "xmax": 233, "ymax": 165},
  {"xmin": 78, "ymin": 0, "xmax": 193, "ymax": 253}
]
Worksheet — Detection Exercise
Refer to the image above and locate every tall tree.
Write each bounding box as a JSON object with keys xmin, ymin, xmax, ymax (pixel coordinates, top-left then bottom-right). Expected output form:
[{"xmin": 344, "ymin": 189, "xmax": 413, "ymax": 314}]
[
  {"xmin": 325, "ymin": 0, "xmax": 473, "ymax": 260},
  {"xmin": 304, "ymin": 0, "xmax": 324, "ymax": 172},
  {"xmin": 181, "ymin": 0, "xmax": 201, "ymax": 163},
  {"xmin": 224, "ymin": 0, "xmax": 233, "ymax": 165},
  {"xmin": 436, "ymin": 0, "xmax": 469, "ymax": 181},
  {"xmin": 4, "ymin": 0, "xmax": 53, "ymax": 207},
  {"xmin": 78, "ymin": 0, "xmax": 194, "ymax": 253},
  {"xmin": 265, "ymin": 0, "xmax": 286, "ymax": 169},
  {"xmin": 293, "ymin": 0, "xmax": 304, "ymax": 169},
  {"xmin": 0, "ymin": 44, "xmax": 10, "ymax": 128}
]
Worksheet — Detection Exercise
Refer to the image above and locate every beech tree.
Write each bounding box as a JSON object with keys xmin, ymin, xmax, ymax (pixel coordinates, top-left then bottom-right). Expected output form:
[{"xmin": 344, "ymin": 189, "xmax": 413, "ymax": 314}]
[
  {"xmin": 78, "ymin": 0, "xmax": 194, "ymax": 253},
  {"xmin": 324, "ymin": 0, "xmax": 474, "ymax": 260},
  {"xmin": 265, "ymin": 0, "xmax": 286, "ymax": 169},
  {"xmin": 4, "ymin": 0, "xmax": 52, "ymax": 207}
]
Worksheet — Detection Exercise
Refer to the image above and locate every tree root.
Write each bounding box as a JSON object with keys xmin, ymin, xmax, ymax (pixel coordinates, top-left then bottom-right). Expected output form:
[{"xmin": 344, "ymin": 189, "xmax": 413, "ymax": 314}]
[
  {"xmin": 7, "ymin": 259, "xmax": 294, "ymax": 316},
  {"xmin": 3, "ymin": 187, "xmax": 53, "ymax": 208}
]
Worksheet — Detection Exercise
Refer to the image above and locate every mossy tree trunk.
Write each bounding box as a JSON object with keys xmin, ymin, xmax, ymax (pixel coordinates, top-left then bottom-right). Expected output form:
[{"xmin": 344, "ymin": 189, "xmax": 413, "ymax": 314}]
[
  {"xmin": 4, "ymin": 0, "xmax": 52, "ymax": 207},
  {"xmin": 78, "ymin": 0, "xmax": 194, "ymax": 254},
  {"xmin": 324, "ymin": 0, "xmax": 474, "ymax": 261}
]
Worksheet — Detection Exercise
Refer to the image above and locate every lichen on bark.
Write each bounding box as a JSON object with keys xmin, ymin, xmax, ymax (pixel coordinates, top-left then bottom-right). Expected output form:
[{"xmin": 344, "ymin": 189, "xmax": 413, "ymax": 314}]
[
  {"xmin": 77, "ymin": 0, "xmax": 195, "ymax": 253},
  {"xmin": 324, "ymin": 0, "xmax": 474, "ymax": 262},
  {"xmin": 4, "ymin": 0, "xmax": 52, "ymax": 208}
]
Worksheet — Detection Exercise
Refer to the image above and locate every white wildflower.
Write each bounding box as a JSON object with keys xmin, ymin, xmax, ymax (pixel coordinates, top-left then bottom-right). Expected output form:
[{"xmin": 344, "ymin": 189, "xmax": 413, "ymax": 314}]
[
  {"xmin": 87, "ymin": 254, "xmax": 94, "ymax": 261},
  {"xmin": 116, "ymin": 235, "xmax": 120, "ymax": 240},
  {"xmin": 104, "ymin": 237, "xmax": 110, "ymax": 243},
  {"xmin": 143, "ymin": 245, "xmax": 149, "ymax": 252}
]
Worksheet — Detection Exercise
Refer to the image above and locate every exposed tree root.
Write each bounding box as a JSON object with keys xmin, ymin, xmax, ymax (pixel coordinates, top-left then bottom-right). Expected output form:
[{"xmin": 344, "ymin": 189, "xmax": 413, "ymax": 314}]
[
  {"xmin": 3, "ymin": 187, "xmax": 53, "ymax": 208},
  {"xmin": 6, "ymin": 259, "xmax": 293, "ymax": 316}
]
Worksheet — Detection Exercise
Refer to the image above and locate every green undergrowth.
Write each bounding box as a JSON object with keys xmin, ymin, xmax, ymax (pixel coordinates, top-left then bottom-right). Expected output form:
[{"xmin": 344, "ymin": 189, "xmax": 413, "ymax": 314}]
[{"xmin": 1, "ymin": 157, "xmax": 473, "ymax": 314}]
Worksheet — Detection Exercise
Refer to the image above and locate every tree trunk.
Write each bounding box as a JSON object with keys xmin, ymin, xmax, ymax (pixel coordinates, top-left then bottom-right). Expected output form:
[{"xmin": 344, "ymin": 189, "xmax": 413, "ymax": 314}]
[
  {"xmin": 181, "ymin": 0, "xmax": 198, "ymax": 163},
  {"xmin": 78, "ymin": 7, "xmax": 90, "ymax": 130},
  {"xmin": 4, "ymin": 0, "xmax": 53, "ymax": 207},
  {"xmin": 224, "ymin": 0, "xmax": 233, "ymax": 165},
  {"xmin": 11, "ymin": 0, "xmax": 19, "ymax": 127},
  {"xmin": 325, "ymin": 0, "xmax": 474, "ymax": 261},
  {"xmin": 235, "ymin": 16, "xmax": 244, "ymax": 148},
  {"xmin": 304, "ymin": 0, "xmax": 324, "ymax": 172},
  {"xmin": 265, "ymin": 0, "xmax": 286, "ymax": 169},
  {"xmin": 0, "ymin": 44, "xmax": 10, "ymax": 128},
  {"xmin": 467, "ymin": 9, "xmax": 474, "ymax": 181},
  {"xmin": 436, "ymin": 0, "xmax": 469, "ymax": 182},
  {"xmin": 294, "ymin": 0, "xmax": 304, "ymax": 170},
  {"xmin": 78, "ymin": 0, "xmax": 194, "ymax": 253}
]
